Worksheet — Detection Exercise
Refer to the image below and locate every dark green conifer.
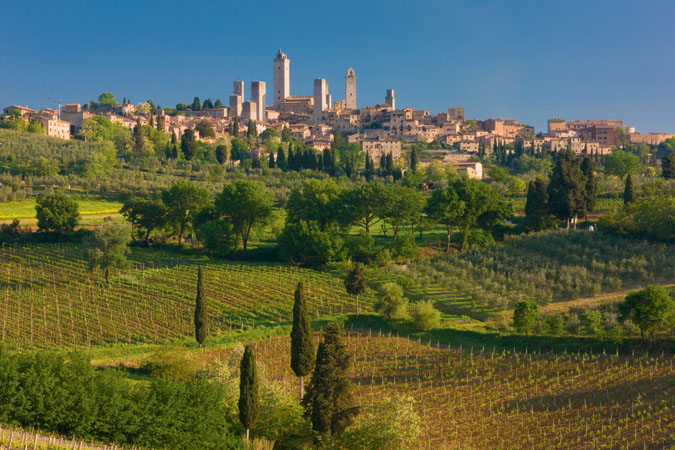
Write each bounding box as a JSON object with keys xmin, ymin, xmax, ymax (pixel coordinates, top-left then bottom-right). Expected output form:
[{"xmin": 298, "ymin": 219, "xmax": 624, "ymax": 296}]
[
  {"xmin": 624, "ymin": 173, "xmax": 635, "ymax": 204},
  {"xmin": 194, "ymin": 267, "xmax": 208, "ymax": 347},
  {"xmin": 291, "ymin": 282, "xmax": 315, "ymax": 399},
  {"xmin": 303, "ymin": 322, "xmax": 358, "ymax": 446},
  {"xmin": 344, "ymin": 264, "xmax": 367, "ymax": 316},
  {"xmin": 238, "ymin": 345, "xmax": 259, "ymax": 442}
]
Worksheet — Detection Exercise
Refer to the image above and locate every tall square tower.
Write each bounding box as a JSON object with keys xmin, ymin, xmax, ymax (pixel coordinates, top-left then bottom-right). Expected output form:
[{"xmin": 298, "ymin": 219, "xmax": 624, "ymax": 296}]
[
  {"xmin": 251, "ymin": 81, "xmax": 266, "ymax": 122},
  {"xmin": 345, "ymin": 68, "xmax": 356, "ymax": 109},
  {"xmin": 273, "ymin": 49, "xmax": 290, "ymax": 107},
  {"xmin": 313, "ymin": 78, "xmax": 328, "ymax": 124}
]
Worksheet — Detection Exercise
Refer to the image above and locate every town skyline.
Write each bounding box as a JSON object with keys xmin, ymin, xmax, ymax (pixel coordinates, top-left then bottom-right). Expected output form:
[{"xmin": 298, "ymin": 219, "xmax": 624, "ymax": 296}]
[{"xmin": 2, "ymin": 0, "xmax": 674, "ymax": 133}]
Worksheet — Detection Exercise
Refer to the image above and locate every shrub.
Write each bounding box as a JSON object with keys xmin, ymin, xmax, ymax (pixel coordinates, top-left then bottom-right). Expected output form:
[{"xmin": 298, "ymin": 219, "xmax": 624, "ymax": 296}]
[
  {"xmin": 410, "ymin": 300, "xmax": 441, "ymax": 331},
  {"xmin": 374, "ymin": 283, "xmax": 409, "ymax": 320}
]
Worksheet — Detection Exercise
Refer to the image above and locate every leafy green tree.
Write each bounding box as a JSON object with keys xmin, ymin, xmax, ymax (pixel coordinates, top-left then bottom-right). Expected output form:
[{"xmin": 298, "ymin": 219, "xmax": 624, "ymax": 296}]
[
  {"xmin": 162, "ymin": 181, "xmax": 210, "ymax": 243},
  {"xmin": 35, "ymin": 192, "xmax": 79, "ymax": 233},
  {"xmin": 196, "ymin": 120, "xmax": 216, "ymax": 139},
  {"xmin": 547, "ymin": 149, "xmax": 586, "ymax": 229},
  {"xmin": 194, "ymin": 267, "xmax": 208, "ymax": 347},
  {"xmin": 425, "ymin": 185, "xmax": 465, "ymax": 253},
  {"xmin": 286, "ymin": 179, "xmax": 344, "ymax": 231},
  {"xmin": 230, "ymin": 137, "xmax": 249, "ymax": 160},
  {"xmin": 180, "ymin": 129, "xmax": 198, "ymax": 160},
  {"xmin": 374, "ymin": 283, "xmax": 409, "ymax": 320},
  {"xmin": 215, "ymin": 144, "xmax": 229, "ymax": 164},
  {"xmin": 94, "ymin": 92, "xmax": 120, "ymax": 107},
  {"xmin": 26, "ymin": 120, "xmax": 45, "ymax": 134},
  {"xmin": 339, "ymin": 142, "xmax": 363, "ymax": 178},
  {"xmin": 83, "ymin": 221, "xmax": 131, "ymax": 283},
  {"xmin": 513, "ymin": 300, "xmax": 539, "ymax": 340},
  {"xmin": 453, "ymin": 177, "xmax": 510, "ymax": 249},
  {"xmin": 410, "ymin": 300, "xmax": 441, "ymax": 330},
  {"xmin": 602, "ymin": 150, "xmax": 643, "ymax": 178},
  {"xmin": 380, "ymin": 184, "xmax": 425, "ymax": 241},
  {"xmin": 618, "ymin": 285, "xmax": 675, "ymax": 342},
  {"xmin": 524, "ymin": 179, "xmax": 554, "ymax": 231},
  {"xmin": 120, "ymin": 197, "xmax": 167, "ymax": 244},
  {"xmin": 624, "ymin": 173, "xmax": 635, "ymax": 205},
  {"xmin": 216, "ymin": 180, "xmax": 273, "ymax": 251},
  {"xmin": 341, "ymin": 182, "xmax": 387, "ymax": 233},
  {"xmin": 303, "ymin": 322, "xmax": 358, "ymax": 446},
  {"xmin": 239, "ymin": 345, "xmax": 259, "ymax": 442},
  {"xmin": 344, "ymin": 264, "xmax": 368, "ymax": 316},
  {"xmin": 291, "ymin": 282, "xmax": 315, "ymax": 400},
  {"xmin": 278, "ymin": 221, "xmax": 345, "ymax": 267},
  {"xmin": 84, "ymin": 141, "xmax": 117, "ymax": 178},
  {"xmin": 195, "ymin": 217, "xmax": 237, "ymax": 256}
]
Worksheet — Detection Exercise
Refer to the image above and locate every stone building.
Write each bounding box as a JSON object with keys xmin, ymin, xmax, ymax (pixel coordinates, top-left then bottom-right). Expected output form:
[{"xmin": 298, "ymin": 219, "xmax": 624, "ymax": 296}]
[
  {"xmin": 39, "ymin": 116, "xmax": 71, "ymax": 139},
  {"xmin": 345, "ymin": 67, "xmax": 356, "ymax": 109},
  {"xmin": 273, "ymin": 49, "xmax": 290, "ymax": 107},
  {"xmin": 242, "ymin": 101, "xmax": 257, "ymax": 121},
  {"xmin": 547, "ymin": 118, "xmax": 567, "ymax": 134},
  {"xmin": 313, "ymin": 78, "xmax": 329, "ymax": 124},
  {"xmin": 229, "ymin": 95, "xmax": 242, "ymax": 117},
  {"xmin": 447, "ymin": 107, "xmax": 465, "ymax": 121},
  {"xmin": 251, "ymin": 81, "xmax": 266, "ymax": 122}
]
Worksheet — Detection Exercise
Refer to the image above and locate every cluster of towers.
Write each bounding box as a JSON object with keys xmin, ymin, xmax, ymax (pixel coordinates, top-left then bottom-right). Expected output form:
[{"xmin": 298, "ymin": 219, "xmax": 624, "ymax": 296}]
[{"xmin": 227, "ymin": 49, "xmax": 394, "ymax": 123}]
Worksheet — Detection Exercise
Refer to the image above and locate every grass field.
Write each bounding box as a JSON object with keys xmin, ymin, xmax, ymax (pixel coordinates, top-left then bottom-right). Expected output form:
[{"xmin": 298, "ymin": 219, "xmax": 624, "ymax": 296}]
[
  {"xmin": 0, "ymin": 242, "xmax": 374, "ymax": 349},
  {"xmin": 0, "ymin": 197, "xmax": 123, "ymax": 225}
]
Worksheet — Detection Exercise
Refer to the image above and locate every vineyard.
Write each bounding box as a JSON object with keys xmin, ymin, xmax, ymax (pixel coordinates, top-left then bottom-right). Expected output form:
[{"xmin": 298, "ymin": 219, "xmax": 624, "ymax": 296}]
[
  {"xmin": 0, "ymin": 243, "xmax": 373, "ymax": 349},
  {"xmin": 407, "ymin": 231, "xmax": 674, "ymax": 311},
  {"xmin": 245, "ymin": 331, "xmax": 675, "ymax": 449}
]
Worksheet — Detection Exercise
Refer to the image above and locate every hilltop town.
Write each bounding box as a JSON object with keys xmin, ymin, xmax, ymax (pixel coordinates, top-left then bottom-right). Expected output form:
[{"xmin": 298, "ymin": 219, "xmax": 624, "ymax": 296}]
[{"xmin": 3, "ymin": 48, "xmax": 673, "ymax": 181}]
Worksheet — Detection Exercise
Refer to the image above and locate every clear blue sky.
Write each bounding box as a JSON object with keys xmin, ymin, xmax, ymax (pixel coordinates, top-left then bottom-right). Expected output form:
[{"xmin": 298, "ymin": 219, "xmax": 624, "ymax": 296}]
[{"xmin": 2, "ymin": 0, "xmax": 674, "ymax": 133}]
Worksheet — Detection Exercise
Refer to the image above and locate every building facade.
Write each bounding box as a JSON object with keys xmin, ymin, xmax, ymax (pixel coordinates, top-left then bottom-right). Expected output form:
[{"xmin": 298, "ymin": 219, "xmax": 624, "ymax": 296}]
[{"xmin": 313, "ymin": 78, "xmax": 328, "ymax": 124}]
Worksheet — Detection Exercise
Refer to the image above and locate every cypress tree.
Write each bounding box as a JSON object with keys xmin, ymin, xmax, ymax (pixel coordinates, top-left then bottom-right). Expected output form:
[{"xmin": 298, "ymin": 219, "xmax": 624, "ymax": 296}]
[
  {"xmin": 276, "ymin": 146, "xmax": 287, "ymax": 171},
  {"xmin": 291, "ymin": 282, "xmax": 315, "ymax": 399},
  {"xmin": 238, "ymin": 345, "xmax": 259, "ymax": 443},
  {"xmin": 214, "ymin": 98, "xmax": 223, "ymax": 107},
  {"xmin": 624, "ymin": 173, "xmax": 635, "ymax": 204},
  {"xmin": 170, "ymin": 132, "xmax": 176, "ymax": 144},
  {"xmin": 191, "ymin": 96, "xmax": 201, "ymax": 111},
  {"xmin": 322, "ymin": 148, "xmax": 331, "ymax": 174},
  {"xmin": 580, "ymin": 156, "xmax": 597, "ymax": 219},
  {"xmin": 287, "ymin": 143, "xmax": 295, "ymax": 171},
  {"xmin": 379, "ymin": 153, "xmax": 386, "ymax": 176},
  {"xmin": 330, "ymin": 148, "xmax": 337, "ymax": 173},
  {"xmin": 303, "ymin": 322, "xmax": 358, "ymax": 445},
  {"xmin": 181, "ymin": 129, "xmax": 197, "ymax": 160},
  {"xmin": 133, "ymin": 120, "xmax": 144, "ymax": 152},
  {"xmin": 194, "ymin": 267, "xmax": 208, "ymax": 347},
  {"xmin": 524, "ymin": 179, "xmax": 550, "ymax": 232},
  {"xmin": 344, "ymin": 264, "xmax": 367, "ymax": 316},
  {"xmin": 662, "ymin": 152, "xmax": 675, "ymax": 179},
  {"xmin": 171, "ymin": 144, "xmax": 178, "ymax": 160},
  {"xmin": 547, "ymin": 149, "xmax": 586, "ymax": 229},
  {"xmin": 410, "ymin": 146, "xmax": 419, "ymax": 173},
  {"xmin": 149, "ymin": 115, "xmax": 154, "ymax": 127},
  {"xmin": 232, "ymin": 116, "xmax": 239, "ymax": 137},
  {"xmin": 386, "ymin": 152, "xmax": 394, "ymax": 176},
  {"xmin": 268, "ymin": 150, "xmax": 275, "ymax": 169}
]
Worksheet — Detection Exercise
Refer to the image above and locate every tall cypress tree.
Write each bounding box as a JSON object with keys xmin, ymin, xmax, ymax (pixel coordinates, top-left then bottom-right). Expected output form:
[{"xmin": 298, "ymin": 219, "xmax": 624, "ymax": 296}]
[
  {"xmin": 322, "ymin": 148, "xmax": 331, "ymax": 174},
  {"xmin": 238, "ymin": 345, "xmax": 259, "ymax": 443},
  {"xmin": 379, "ymin": 153, "xmax": 387, "ymax": 176},
  {"xmin": 344, "ymin": 264, "xmax": 367, "ymax": 316},
  {"xmin": 303, "ymin": 322, "xmax": 358, "ymax": 445},
  {"xmin": 276, "ymin": 146, "xmax": 287, "ymax": 171},
  {"xmin": 194, "ymin": 267, "xmax": 208, "ymax": 347},
  {"xmin": 410, "ymin": 146, "xmax": 419, "ymax": 173},
  {"xmin": 133, "ymin": 120, "xmax": 144, "ymax": 152},
  {"xmin": 580, "ymin": 156, "xmax": 597, "ymax": 220},
  {"xmin": 191, "ymin": 96, "xmax": 201, "ymax": 111},
  {"xmin": 624, "ymin": 173, "xmax": 635, "ymax": 204},
  {"xmin": 268, "ymin": 151, "xmax": 275, "ymax": 169},
  {"xmin": 386, "ymin": 152, "xmax": 394, "ymax": 176},
  {"xmin": 662, "ymin": 151, "xmax": 675, "ymax": 179},
  {"xmin": 287, "ymin": 143, "xmax": 295, "ymax": 171},
  {"xmin": 181, "ymin": 129, "xmax": 197, "ymax": 160},
  {"xmin": 291, "ymin": 282, "xmax": 315, "ymax": 399},
  {"xmin": 232, "ymin": 116, "xmax": 239, "ymax": 137},
  {"xmin": 524, "ymin": 179, "xmax": 550, "ymax": 232},
  {"xmin": 547, "ymin": 149, "xmax": 586, "ymax": 229}
]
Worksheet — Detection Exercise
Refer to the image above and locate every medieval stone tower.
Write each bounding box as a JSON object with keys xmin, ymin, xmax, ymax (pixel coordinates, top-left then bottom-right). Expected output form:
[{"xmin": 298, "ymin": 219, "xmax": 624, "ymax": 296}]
[
  {"xmin": 273, "ymin": 49, "xmax": 290, "ymax": 107},
  {"xmin": 385, "ymin": 89, "xmax": 395, "ymax": 110},
  {"xmin": 345, "ymin": 67, "xmax": 356, "ymax": 109}
]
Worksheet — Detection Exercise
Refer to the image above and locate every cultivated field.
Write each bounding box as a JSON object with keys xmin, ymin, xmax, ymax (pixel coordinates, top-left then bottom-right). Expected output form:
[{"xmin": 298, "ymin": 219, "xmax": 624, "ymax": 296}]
[
  {"xmin": 248, "ymin": 332, "xmax": 675, "ymax": 449},
  {"xmin": 0, "ymin": 243, "xmax": 372, "ymax": 349}
]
